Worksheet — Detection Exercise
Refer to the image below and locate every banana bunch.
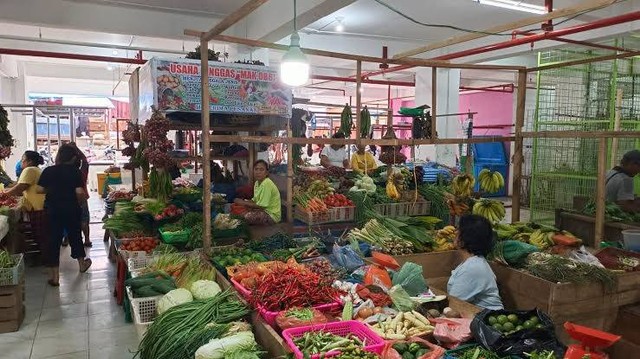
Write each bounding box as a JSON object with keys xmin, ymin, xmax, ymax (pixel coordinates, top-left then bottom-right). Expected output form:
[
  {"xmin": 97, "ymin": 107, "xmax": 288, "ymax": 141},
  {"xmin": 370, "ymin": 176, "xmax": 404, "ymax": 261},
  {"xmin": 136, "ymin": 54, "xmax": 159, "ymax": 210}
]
[
  {"xmin": 494, "ymin": 223, "xmax": 520, "ymax": 240},
  {"xmin": 472, "ymin": 199, "xmax": 506, "ymax": 223},
  {"xmin": 434, "ymin": 226, "xmax": 457, "ymax": 251},
  {"xmin": 512, "ymin": 232, "xmax": 532, "ymax": 243},
  {"xmin": 386, "ymin": 180, "xmax": 401, "ymax": 200},
  {"xmin": 528, "ymin": 229, "xmax": 555, "ymax": 250},
  {"xmin": 478, "ymin": 169, "xmax": 505, "ymax": 193},
  {"xmin": 452, "ymin": 174, "xmax": 475, "ymax": 198}
]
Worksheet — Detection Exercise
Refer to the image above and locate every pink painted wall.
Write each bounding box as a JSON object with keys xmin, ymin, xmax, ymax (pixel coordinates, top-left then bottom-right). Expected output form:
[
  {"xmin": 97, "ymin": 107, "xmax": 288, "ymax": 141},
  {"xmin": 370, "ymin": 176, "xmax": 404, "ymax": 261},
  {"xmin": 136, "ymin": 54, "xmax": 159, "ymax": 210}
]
[{"xmin": 459, "ymin": 91, "xmax": 513, "ymax": 137}]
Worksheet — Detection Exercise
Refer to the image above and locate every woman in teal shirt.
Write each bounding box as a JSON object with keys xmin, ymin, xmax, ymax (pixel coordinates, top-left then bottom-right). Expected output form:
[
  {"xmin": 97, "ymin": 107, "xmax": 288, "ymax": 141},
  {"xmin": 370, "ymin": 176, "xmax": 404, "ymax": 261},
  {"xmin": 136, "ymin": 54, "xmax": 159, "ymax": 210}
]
[
  {"xmin": 233, "ymin": 160, "xmax": 281, "ymax": 225},
  {"xmin": 447, "ymin": 214, "xmax": 503, "ymax": 310}
]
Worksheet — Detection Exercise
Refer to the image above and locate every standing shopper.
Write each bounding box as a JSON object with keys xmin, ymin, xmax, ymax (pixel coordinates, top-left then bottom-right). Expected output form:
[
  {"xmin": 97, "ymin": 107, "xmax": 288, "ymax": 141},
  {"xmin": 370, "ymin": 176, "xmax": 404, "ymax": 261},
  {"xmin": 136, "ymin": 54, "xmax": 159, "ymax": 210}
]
[
  {"xmin": 38, "ymin": 144, "xmax": 92, "ymax": 286},
  {"xmin": 64, "ymin": 142, "xmax": 92, "ymax": 247},
  {"xmin": 3, "ymin": 151, "xmax": 47, "ymax": 260}
]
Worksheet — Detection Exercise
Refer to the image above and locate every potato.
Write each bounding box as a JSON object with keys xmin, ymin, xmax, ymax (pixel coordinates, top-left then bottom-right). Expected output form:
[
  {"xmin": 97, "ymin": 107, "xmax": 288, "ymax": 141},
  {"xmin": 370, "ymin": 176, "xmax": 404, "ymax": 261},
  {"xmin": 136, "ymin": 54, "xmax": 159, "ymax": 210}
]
[
  {"xmin": 444, "ymin": 310, "xmax": 461, "ymax": 318},
  {"xmin": 427, "ymin": 309, "xmax": 441, "ymax": 318}
]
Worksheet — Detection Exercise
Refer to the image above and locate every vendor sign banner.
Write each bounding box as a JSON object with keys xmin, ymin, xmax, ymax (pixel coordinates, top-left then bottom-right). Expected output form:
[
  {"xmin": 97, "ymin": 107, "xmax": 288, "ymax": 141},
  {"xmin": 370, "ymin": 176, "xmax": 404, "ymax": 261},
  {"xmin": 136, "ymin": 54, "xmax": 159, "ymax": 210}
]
[{"xmin": 151, "ymin": 58, "xmax": 291, "ymax": 117}]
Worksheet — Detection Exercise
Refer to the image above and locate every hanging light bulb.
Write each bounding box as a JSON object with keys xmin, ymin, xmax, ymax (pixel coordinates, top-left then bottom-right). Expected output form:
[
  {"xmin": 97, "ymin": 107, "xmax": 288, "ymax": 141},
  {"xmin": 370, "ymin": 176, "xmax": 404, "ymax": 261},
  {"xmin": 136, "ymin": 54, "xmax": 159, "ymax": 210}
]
[
  {"xmin": 280, "ymin": 0, "xmax": 310, "ymax": 87},
  {"xmin": 335, "ymin": 17, "xmax": 345, "ymax": 32}
]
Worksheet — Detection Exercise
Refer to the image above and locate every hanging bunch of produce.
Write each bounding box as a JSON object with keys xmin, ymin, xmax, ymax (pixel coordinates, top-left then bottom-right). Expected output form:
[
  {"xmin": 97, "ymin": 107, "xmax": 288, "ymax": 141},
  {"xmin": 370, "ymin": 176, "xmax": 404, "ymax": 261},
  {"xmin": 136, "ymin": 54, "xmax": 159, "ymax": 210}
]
[
  {"xmin": 385, "ymin": 169, "xmax": 405, "ymax": 201},
  {"xmin": 359, "ymin": 106, "xmax": 371, "ymax": 138},
  {"xmin": 143, "ymin": 108, "xmax": 175, "ymax": 202},
  {"xmin": 478, "ymin": 168, "xmax": 505, "ymax": 194},
  {"xmin": 0, "ymin": 105, "xmax": 13, "ymax": 160},
  {"xmin": 0, "ymin": 105, "xmax": 14, "ymax": 184},
  {"xmin": 451, "ymin": 174, "xmax": 475, "ymax": 198},
  {"xmin": 472, "ymin": 198, "xmax": 506, "ymax": 223},
  {"xmin": 379, "ymin": 126, "xmax": 407, "ymax": 165},
  {"xmin": 121, "ymin": 120, "xmax": 147, "ymax": 171},
  {"xmin": 339, "ymin": 104, "xmax": 353, "ymax": 137}
]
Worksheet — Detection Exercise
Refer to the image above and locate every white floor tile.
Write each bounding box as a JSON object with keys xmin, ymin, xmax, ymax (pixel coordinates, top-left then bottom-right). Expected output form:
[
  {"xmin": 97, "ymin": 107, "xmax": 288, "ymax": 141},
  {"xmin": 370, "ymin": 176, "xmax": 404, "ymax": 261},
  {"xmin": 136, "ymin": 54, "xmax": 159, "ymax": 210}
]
[
  {"xmin": 36, "ymin": 316, "xmax": 89, "ymax": 339},
  {"xmin": 30, "ymin": 331, "xmax": 88, "ymax": 359}
]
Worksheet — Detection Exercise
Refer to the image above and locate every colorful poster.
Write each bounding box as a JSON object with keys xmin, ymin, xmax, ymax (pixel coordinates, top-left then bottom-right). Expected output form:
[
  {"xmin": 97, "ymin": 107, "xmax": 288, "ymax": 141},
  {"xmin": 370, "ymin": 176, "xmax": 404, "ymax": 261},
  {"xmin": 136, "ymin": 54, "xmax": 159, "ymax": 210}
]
[{"xmin": 151, "ymin": 58, "xmax": 291, "ymax": 117}]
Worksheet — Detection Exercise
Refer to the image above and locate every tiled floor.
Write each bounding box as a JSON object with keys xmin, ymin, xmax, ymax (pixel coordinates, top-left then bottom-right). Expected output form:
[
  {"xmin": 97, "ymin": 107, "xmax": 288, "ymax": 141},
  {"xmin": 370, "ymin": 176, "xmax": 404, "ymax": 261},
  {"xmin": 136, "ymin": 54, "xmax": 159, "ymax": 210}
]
[{"xmin": 1, "ymin": 224, "xmax": 138, "ymax": 359}]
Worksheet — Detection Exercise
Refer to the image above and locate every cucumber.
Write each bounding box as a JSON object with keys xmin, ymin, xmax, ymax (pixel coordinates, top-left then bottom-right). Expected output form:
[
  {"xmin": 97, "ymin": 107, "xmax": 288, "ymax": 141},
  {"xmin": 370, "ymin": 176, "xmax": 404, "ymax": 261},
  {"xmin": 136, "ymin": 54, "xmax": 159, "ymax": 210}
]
[
  {"xmin": 133, "ymin": 285, "xmax": 163, "ymax": 298},
  {"xmin": 125, "ymin": 278, "xmax": 159, "ymax": 289},
  {"xmin": 151, "ymin": 280, "xmax": 176, "ymax": 294}
]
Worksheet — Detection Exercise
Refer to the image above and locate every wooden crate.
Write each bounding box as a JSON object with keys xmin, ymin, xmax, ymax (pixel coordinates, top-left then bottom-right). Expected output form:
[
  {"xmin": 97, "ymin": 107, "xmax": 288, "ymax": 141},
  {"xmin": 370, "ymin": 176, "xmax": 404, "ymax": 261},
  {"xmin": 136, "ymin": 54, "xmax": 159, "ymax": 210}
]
[
  {"xmin": 373, "ymin": 201, "xmax": 431, "ymax": 217},
  {"xmin": 612, "ymin": 304, "xmax": 640, "ymax": 344},
  {"xmin": 294, "ymin": 206, "xmax": 355, "ymax": 225},
  {"xmin": 555, "ymin": 209, "xmax": 640, "ymax": 247},
  {"xmin": 490, "ymin": 262, "xmax": 640, "ymax": 344},
  {"xmin": 0, "ymin": 283, "xmax": 24, "ymax": 333}
]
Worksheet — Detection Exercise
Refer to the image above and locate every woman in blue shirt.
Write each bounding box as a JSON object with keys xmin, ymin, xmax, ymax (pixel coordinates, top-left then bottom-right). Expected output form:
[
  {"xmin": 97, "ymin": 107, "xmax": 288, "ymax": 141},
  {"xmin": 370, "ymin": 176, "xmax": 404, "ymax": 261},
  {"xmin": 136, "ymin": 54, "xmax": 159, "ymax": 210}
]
[{"xmin": 447, "ymin": 215, "xmax": 503, "ymax": 310}]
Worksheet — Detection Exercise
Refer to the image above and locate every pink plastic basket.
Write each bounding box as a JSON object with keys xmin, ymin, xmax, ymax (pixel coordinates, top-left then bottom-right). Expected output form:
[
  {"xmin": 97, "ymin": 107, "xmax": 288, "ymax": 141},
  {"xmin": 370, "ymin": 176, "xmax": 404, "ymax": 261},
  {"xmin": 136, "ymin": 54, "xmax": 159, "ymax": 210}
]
[
  {"xmin": 230, "ymin": 278, "xmax": 252, "ymax": 301},
  {"xmin": 282, "ymin": 320, "xmax": 385, "ymax": 359},
  {"xmin": 258, "ymin": 301, "xmax": 342, "ymax": 327}
]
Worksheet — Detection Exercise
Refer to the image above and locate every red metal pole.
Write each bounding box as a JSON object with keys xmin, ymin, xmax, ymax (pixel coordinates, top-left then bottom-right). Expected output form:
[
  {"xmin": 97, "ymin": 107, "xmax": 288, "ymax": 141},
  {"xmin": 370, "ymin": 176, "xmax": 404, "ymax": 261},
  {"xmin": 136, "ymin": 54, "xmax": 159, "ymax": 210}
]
[
  {"xmin": 435, "ymin": 11, "xmax": 640, "ymax": 61},
  {"xmin": 311, "ymin": 74, "xmax": 414, "ymax": 87},
  {"xmin": 0, "ymin": 48, "xmax": 146, "ymax": 64}
]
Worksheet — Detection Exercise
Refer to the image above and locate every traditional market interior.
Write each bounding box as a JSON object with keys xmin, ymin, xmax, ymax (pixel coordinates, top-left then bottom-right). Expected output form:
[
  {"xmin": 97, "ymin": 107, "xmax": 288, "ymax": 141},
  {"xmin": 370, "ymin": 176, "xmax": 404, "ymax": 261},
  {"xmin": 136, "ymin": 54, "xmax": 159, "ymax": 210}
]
[{"xmin": 0, "ymin": 0, "xmax": 640, "ymax": 358}]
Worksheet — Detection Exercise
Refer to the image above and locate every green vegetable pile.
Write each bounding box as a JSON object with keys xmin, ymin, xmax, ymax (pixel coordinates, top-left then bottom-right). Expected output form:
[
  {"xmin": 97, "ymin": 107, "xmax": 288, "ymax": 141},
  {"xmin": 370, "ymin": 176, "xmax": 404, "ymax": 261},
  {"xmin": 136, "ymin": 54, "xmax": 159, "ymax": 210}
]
[
  {"xmin": 125, "ymin": 271, "xmax": 176, "ymax": 298},
  {"xmin": 417, "ymin": 183, "xmax": 450, "ymax": 224},
  {"xmin": 293, "ymin": 331, "xmax": 366, "ymax": 356},
  {"xmin": 333, "ymin": 347, "xmax": 380, "ymax": 359},
  {"xmin": 248, "ymin": 232, "xmax": 296, "ymax": 256},
  {"xmin": 525, "ymin": 252, "xmax": 616, "ymax": 289},
  {"xmin": 453, "ymin": 347, "xmax": 506, "ymax": 359},
  {"xmin": 583, "ymin": 200, "xmax": 640, "ymax": 222},
  {"xmin": 524, "ymin": 350, "xmax": 559, "ymax": 359},
  {"xmin": 211, "ymin": 248, "xmax": 267, "ymax": 267},
  {"xmin": 103, "ymin": 209, "xmax": 152, "ymax": 237},
  {"xmin": 0, "ymin": 250, "xmax": 16, "ymax": 268},
  {"xmin": 392, "ymin": 342, "xmax": 432, "ymax": 359},
  {"xmin": 135, "ymin": 290, "xmax": 249, "ymax": 359}
]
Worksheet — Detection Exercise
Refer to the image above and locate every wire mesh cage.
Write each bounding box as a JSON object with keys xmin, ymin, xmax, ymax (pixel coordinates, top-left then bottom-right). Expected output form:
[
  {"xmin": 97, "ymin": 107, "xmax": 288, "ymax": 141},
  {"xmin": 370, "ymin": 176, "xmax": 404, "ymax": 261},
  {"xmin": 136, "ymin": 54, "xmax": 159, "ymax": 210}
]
[{"xmin": 527, "ymin": 45, "xmax": 640, "ymax": 223}]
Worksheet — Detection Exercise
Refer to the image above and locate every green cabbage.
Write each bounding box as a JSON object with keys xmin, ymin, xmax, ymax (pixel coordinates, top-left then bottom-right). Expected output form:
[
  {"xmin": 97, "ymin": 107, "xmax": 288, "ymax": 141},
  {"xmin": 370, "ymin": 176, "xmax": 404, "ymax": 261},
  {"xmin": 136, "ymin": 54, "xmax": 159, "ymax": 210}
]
[
  {"xmin": 157, "ymin": 288, "xmax": 193, "ymax": 314},
  {"xmin": 195, "ymin": 331, "xmax": 257, "ymax": 359},
  {"xmin": 190, "ymin": 280, "xmax": 222, "ymax": 300}
]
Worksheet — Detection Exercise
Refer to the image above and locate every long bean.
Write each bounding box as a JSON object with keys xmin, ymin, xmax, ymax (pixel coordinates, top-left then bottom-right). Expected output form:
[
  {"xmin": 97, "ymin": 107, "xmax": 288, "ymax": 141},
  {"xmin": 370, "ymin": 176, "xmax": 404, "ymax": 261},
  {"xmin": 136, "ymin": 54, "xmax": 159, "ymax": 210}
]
[{"xmin": 135, "ymin": 290, "xmax": 249, "ymax": 359}]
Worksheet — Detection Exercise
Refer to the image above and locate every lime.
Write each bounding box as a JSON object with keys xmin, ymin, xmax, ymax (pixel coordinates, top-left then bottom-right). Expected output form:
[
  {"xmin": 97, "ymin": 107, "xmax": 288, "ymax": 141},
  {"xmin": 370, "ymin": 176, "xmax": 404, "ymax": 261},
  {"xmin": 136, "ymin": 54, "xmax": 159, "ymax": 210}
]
[
  {"xmin": 492, "ymin": 323, "xmax": 503, "ymax": 332},
  {"xmin": 497, "ymin": 315, "xmax": 508, "ymax": 325},
  {"xmin": 515, "ymin": 325, "xmax": 524, "ymax": 332},
  {"xmin": 488, "ymin": 316, "xmax": 498, "ymax": 325},
  {"xmin": 529, "ymin": 316, "xmax": 540, "ymax": 325},
  {"xmin": 523, "ymin": 320, "xmax": 534, "ymax": 329},
  {"xmin": 502, "ymin": 322, "xmax": 515, "ymax": 332},
  {"xmin": 507, "ymin": 314, "xmax": 519, "ymax": 324}
]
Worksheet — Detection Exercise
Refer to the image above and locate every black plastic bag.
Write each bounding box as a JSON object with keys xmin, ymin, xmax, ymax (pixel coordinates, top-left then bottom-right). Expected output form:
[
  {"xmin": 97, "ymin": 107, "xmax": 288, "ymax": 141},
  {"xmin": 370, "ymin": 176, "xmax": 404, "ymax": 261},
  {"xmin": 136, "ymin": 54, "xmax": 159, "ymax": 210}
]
[{"xmin": 470, "ymin": 308, "xmax": 566, "ymax": 357}]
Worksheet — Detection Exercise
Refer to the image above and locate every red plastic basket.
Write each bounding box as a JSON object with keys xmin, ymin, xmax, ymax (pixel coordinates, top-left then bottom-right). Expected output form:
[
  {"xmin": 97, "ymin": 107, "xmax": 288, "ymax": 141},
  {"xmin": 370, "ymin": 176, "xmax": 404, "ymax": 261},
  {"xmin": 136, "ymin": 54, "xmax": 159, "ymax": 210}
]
[
  {"xmin": 282, "ymin": 320, "xmax": 385, "ymax": 359},
  {"xmin": 258, "ymin": 301, "xmax": 341, "ymax": 327},
  {"xmin": 230, "ymin": 278, "xmax": 252, "ymax": 300}
]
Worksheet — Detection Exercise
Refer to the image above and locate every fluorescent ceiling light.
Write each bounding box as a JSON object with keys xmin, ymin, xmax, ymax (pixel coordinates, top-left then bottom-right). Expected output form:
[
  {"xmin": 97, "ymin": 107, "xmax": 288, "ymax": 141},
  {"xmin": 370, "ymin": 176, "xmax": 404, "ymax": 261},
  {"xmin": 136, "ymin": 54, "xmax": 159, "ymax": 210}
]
[{"xmin": 476, "ymin": 0, "xmax": 547, "ymax": 14}]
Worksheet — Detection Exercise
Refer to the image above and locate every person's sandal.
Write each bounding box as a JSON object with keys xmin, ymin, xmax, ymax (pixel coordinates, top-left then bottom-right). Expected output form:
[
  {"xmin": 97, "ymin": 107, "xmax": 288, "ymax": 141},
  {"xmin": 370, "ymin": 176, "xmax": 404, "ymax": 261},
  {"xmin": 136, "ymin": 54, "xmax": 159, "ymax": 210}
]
[
  {"xmin": 47, "ymin": 279, "xmax": 60, "ymax": 287},
  {"xmin": 80, "ymin": 258, "xmax": 92, "ymax": 273}
]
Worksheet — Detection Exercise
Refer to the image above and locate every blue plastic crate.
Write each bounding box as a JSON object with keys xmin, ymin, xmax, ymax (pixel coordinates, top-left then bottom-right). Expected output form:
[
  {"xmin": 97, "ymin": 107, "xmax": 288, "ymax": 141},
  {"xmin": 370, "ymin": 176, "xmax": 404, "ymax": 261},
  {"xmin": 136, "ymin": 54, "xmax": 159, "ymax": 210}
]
[{"xmin": 472, "ymin": 142, "xmax": 507, "ymax": 164}]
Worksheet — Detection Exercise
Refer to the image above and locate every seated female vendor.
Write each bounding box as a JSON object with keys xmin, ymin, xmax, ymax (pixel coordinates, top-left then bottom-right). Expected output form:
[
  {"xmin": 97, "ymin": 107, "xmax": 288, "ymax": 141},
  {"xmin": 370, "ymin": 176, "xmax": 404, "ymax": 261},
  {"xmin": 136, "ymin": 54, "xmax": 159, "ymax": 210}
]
[
  {"xmin": 447, "ymin": 214, "xmax": 503, "ymax": 310},
  {"xmin": 233, "ymin": 160, "xmax": 281, "ymax": 225}
]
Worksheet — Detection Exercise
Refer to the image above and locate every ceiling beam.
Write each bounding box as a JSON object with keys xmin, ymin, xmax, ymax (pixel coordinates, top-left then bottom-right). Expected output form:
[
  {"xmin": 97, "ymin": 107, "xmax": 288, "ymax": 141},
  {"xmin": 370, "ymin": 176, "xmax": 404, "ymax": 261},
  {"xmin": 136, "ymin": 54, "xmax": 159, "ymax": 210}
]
[
  {"xmin": 183, "ymin": 31, "xmax": 525, "ymax": 70},
  {"xmin": 259, "ymin": 0, "xmax": 357, "ymax": 43},
  {"xmin": 393, "ymin": 0, "xmax": 618, "ymax": 59},
  {"xmin": 202, "ymin": 0, "xmax": 270, "ymax": 41}
]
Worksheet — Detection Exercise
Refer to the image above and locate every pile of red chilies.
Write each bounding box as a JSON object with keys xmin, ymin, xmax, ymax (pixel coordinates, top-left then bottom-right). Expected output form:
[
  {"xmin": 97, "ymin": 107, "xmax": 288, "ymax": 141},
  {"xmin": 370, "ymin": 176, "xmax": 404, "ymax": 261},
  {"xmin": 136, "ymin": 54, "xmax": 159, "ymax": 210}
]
[{"xmin": 253, "ymin": 267, "xmax": 341, "ymax": 311}]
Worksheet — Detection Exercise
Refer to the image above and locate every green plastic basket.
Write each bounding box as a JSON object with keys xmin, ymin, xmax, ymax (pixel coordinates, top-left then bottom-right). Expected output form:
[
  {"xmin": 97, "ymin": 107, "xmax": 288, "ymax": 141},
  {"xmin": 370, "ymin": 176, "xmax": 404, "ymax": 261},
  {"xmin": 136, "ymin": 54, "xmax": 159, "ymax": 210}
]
[{"xmin": 160, "ymin": 229, "xmax": 191, "ymax": 244}]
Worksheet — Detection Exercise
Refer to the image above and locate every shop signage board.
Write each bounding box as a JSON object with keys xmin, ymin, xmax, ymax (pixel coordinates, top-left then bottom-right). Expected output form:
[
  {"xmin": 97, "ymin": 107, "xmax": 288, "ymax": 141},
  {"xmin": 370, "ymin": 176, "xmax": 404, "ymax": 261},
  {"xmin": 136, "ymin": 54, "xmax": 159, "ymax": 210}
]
[{"xmin": 138, "ymin": 57, "xmax": 292, "ymax": 122}]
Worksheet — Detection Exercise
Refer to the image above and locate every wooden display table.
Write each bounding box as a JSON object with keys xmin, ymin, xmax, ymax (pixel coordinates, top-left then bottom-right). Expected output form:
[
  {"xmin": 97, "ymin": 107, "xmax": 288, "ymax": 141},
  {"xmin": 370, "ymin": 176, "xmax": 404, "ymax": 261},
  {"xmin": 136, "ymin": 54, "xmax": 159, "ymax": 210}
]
[{"xmin": 555, "ymin": 209, "xmax": 640, "ymax": 247}]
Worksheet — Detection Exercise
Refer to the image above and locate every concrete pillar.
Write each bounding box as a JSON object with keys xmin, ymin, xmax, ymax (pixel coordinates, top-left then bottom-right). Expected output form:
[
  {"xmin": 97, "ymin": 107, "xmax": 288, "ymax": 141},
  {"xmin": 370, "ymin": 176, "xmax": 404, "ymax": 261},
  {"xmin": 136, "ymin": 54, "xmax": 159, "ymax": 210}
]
[
  {"xmin": 414, "ymin": 68, "xmax": 460, "ymax": 167},
  {"xmin": 1, "ymin": 63, "xmax": 28, "ymax": 177}
]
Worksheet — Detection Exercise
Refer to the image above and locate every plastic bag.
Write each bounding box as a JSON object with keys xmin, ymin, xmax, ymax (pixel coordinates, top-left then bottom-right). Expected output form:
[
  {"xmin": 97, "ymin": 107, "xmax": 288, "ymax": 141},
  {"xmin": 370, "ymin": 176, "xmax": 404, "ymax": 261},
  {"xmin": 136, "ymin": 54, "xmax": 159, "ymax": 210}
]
[
  {"xmin": 567, "ymin": 245, "xmax": 604, "ymax": 267},
  {"xmin": 330, "ymin": 244, "xmax": 365, "ymax": 272},
  {"xmin": 431, "ymin": 317, "xmax": 473, "ymax": 349},
  {"xmin": 364, "ymin": 265, "xmax": 392, "ymax": 290},
  {"xmin": 392, "ymin": 262, "xmax": 428, "ymax": 296},
  {"xmin": 380, "ymin": 337, "xmax": 446, "ymax": 359},
  {"xmin": 389, "ymin": 285, "xmax": 415, "ymax": 312},
  {"xmin": 470, "ymin": 308, "xmax": 566, "ymax": 357},
  {"xmin": 275, "ymin": 307, "xmax": 327, "ymax": 331}
]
